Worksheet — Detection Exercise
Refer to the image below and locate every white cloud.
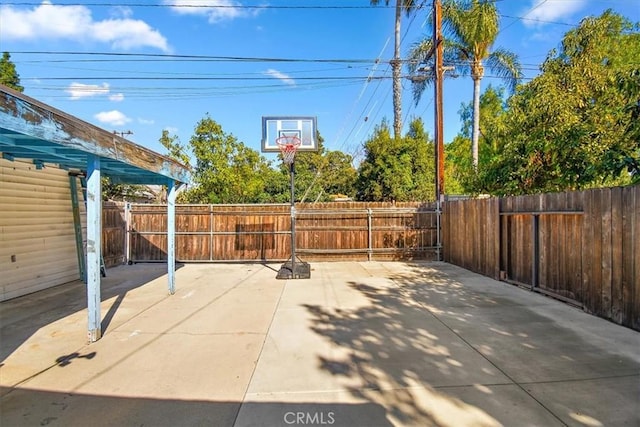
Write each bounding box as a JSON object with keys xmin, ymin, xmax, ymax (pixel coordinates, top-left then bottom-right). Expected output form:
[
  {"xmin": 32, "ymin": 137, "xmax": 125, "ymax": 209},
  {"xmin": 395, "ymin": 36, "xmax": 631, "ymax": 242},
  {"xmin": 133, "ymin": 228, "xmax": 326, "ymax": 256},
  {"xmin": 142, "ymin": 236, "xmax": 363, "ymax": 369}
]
[
  {"xmin": 523, "ymin": 0, "xmax": 587, "ymax": 27},
  {"xmin": 0, "ymin": 1, "xmax": 170, "ymax": 51},
  {"xmin": 66, "ymin": 82, "xmax": 110, "ymax": 100},
  {"xmin": 92, "ymin": 19, "xmax": 170, "ymax": 51},
  {"xmin": 164, "ymin": 0, "xmax": 261, "ymax": 23},
  {"xmin": 94, "ymin": 110, "xmax": 132, "ymax": 126},
  {"xmin": 164, "ymin": 126, "xmax": 179, "ymax": 134},
  {"xmin": 263, "ymin": 69, "xmax": 296, "ymax": 86},
  {"xmin": 66, "ymin": 82, "xmax": 125, "ymax": 102},
  {"xmin": 109, "ymin": 6, "xmax": 134, "ymax": 19},
  {"xmin": 109, "ymin": 93, "xmax": 125, "ymax": 102},
  {"xmin": 138, "ymin": 118, "xmax": 155, "ymax": 125}
]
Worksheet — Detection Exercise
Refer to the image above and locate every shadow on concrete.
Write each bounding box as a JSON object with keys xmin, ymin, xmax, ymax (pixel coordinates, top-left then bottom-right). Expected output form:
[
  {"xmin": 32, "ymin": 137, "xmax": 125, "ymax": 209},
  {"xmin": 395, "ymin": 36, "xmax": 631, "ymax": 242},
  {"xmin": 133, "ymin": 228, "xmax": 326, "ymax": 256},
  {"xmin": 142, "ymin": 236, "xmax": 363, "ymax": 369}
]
[
  {"xmin": 55, "ymin": 351, "xmax": 97, "ymax": 367},
  {"xmin": 0, "ymin": 263, "xmax": 182, "ymax": 362},
  {"xmin": 303, "ymin": 262, "xmax": 640, "ymax": 427},
  {"xmin": 0, "ymin": 387, "xmax": 392, "ymax": 427}
]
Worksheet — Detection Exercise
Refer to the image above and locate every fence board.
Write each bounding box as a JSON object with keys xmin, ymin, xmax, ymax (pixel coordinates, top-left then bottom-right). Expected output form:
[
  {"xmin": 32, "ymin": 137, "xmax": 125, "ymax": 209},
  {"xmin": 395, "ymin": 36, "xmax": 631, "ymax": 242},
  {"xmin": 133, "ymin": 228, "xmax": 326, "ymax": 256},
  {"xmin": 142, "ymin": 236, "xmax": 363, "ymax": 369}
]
[
  {"xmin": 582, "ymin": 190, "xmax": 595, "ymax": 313},
  {"xmin": 600, "ymin": 189, "xmax": 613, "ymax": 318},
  {"xmin": 590, "ymin": 189, "xmax": 604, "ymax": 316},
  {"xmin": 633, "ymin": 187, "xmax": 640, "ymax": 330},
  {"xmin": 102, "ymin": 202, "xmax": 125, "ymax": 267},
  {"xmin": 611, "ymin": 187, "xmax": 623, "ymax": 323}
]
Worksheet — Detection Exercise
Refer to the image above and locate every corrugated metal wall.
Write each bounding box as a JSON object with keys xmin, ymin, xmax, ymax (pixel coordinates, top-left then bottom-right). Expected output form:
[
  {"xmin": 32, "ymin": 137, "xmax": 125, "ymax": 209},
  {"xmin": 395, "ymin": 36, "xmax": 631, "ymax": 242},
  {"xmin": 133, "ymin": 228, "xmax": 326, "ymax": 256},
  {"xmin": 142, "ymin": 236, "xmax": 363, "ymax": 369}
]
[{"xmin": 0, "ymin": 158, "xmax": 84, "ymax": 301}]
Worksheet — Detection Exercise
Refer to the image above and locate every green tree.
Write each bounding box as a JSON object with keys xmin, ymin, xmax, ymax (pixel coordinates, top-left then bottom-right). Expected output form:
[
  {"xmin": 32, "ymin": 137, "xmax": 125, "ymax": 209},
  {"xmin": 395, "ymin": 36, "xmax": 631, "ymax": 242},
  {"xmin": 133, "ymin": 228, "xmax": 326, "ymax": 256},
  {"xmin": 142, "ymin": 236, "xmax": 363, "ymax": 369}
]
[
  {"xmin": 102, "ymin": 177, "xmax": 149, "ymax": 202},
  {"xmin": 448, "ymin": 85, "xmax": 508, "ymax": 193},
  {"xmin": 159, "ymin": 129, "xmax": 190, "ymax": 166},
  {"xmin": 321, "ymin": 150, "xmax": 358, "ymax": 200},
  {"xmin": 609, "ymin": 69, "xmax": 640, "ymax": 182},
  {"xmin": 485, "ymin": 11, "xmax": 640, "ymax": 194},
  {"xmin": 356, "ymin": 118, "xmax": 434, "ymax": 201},
  {"xmin": 285, "ymin": 133, "xmax": 327, "ymax": 203},
  {"xmin": 183, "ymin": 115, "xmax": 274, "ymax": 203},
  {"xmin": 274, "ymin": 133, "xmax": 357, "ymax": 203},
  {"xmin": 370, "ymin": 0, "xmax": 420, "ymax": 139},
  {"xmin": 0, "ymin": 52, "xmax": 23, "ymax": 92},
  {"xmin": 408, "ymin": 0, "xmax": 521, "ymax": 168}
]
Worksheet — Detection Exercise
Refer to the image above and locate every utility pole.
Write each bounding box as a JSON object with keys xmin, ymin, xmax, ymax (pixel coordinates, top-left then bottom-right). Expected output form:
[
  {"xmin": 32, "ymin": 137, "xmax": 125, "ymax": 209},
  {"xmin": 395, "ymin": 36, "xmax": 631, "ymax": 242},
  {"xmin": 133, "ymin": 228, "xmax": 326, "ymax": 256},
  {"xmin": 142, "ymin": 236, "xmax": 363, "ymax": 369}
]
[
  {"xmin": 434, "ymin": 0, "xmax": 445, "ymax": 203},
  {"xmin": 433, "ymin": 0, "xmax": 445, "ymax": 261}
]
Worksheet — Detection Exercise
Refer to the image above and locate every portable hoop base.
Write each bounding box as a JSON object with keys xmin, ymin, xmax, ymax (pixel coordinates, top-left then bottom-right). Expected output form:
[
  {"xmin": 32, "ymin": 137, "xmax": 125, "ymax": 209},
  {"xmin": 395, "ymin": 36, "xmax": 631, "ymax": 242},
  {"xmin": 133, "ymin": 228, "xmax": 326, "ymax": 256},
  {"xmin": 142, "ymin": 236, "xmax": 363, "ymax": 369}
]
[{"xmin": 276, "ymin": 256, "xmax": 311, "ymax": 280}]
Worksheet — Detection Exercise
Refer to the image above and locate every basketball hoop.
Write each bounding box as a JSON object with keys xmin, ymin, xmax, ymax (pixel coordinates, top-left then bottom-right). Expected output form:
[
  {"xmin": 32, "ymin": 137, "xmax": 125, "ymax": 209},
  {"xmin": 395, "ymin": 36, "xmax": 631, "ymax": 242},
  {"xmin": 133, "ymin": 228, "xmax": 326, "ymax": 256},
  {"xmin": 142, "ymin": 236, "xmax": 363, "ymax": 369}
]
[{"xmin": 276, "ymin": 135, "xmax": 301, "ymax": 165}]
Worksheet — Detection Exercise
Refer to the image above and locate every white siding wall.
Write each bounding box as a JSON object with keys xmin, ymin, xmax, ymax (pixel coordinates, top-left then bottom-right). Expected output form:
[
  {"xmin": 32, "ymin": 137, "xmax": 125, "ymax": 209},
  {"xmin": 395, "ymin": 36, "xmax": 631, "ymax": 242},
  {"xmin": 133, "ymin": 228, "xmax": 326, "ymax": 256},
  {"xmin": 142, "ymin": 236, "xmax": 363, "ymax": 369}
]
[{"xmin": 0, "ymin": 158, "xmax": 84, "ymax": 301}]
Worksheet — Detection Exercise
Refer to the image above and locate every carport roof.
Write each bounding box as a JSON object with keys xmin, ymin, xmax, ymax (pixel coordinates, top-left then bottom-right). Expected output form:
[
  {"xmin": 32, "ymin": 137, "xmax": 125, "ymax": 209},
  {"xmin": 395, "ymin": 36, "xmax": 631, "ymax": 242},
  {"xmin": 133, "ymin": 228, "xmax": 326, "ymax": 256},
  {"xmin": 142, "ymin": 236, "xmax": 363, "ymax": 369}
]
[{"xmin": 0, "ymin": 85, "xmax": 190, "ymax": 185}]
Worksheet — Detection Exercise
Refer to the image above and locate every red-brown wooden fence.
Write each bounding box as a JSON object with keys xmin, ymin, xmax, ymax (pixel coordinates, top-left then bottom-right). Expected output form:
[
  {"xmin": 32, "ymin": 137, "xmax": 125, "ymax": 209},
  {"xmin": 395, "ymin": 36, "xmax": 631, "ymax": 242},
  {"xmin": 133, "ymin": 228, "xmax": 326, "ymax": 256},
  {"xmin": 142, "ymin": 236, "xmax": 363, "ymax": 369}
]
[{"xmin": 442, "ymin": 186, "xmax": 640, "ymax": 330}]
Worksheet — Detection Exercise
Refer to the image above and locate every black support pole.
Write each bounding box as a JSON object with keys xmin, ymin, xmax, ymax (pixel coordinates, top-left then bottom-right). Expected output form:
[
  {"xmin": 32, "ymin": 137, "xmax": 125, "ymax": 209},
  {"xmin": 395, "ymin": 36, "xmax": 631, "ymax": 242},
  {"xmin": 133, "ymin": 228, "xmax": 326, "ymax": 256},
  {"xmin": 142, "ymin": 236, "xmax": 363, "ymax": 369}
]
[
  {"xmin": 276, "ymin": 155, "xmax": 310, "ymax": 279},
  {"xmin": 289, "ymin": 161, "xmax": 296, "ymax": 275}
]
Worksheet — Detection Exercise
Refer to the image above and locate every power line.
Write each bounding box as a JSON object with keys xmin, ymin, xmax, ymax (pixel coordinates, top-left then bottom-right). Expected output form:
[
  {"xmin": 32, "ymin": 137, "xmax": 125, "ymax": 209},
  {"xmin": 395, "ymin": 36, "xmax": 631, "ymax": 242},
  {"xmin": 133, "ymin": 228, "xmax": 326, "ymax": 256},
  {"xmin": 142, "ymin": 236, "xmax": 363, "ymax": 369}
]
[
  {"xmin": 13, "ymin": 51, "xmax": 380, "ymax": 64},
  {"xmin": 0, "ymin": 2, "xmax": 404, "ymax": 9},
  {"xmin": 500, "ymin": 14, "xmax": 578, "ymax": 28},
  {"xmin": 32, "ymin": 80, "xmax": 366, "ymax": 96},
  {"xmin": 25, "ymin": 76, "xmax": 387, "ymax": 82}
]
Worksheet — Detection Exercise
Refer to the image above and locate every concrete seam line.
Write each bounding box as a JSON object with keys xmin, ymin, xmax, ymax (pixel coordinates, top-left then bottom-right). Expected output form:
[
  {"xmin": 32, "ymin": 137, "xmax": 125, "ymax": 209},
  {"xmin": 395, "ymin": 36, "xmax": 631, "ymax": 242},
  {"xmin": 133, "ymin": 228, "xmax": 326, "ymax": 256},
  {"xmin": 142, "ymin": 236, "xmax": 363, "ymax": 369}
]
[{"xmin": 233, "ymin": 264, "xmax": 287, "ymax": 427}]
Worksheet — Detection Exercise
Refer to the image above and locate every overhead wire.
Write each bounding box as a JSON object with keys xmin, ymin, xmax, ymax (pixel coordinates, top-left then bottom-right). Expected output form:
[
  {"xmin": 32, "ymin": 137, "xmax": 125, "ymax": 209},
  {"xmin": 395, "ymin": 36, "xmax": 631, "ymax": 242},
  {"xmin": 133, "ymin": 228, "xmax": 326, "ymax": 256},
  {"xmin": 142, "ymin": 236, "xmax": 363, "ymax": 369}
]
[
  {"xmin": 8, "ymin": 0, "xmax": 593, "ymax": 199},
  {"xmin": 300, "ymin": 1, "xmax": 431, "ymax": 202},
  {"xmin": 14, "ymin": 51, "xmax": 379, "ymax": 64},
  {"xmin": 3, "ymin": 2, "xmax": 401, "ymax": 9}
]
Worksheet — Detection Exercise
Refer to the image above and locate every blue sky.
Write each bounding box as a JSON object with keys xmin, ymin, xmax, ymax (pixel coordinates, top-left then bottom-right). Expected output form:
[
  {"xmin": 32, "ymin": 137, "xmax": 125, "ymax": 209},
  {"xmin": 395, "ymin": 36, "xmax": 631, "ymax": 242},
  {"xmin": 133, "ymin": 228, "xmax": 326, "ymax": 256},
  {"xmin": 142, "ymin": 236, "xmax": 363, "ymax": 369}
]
[{"xmin": 1, "ymin": 0, "xmax": 638, "ymax": 165}]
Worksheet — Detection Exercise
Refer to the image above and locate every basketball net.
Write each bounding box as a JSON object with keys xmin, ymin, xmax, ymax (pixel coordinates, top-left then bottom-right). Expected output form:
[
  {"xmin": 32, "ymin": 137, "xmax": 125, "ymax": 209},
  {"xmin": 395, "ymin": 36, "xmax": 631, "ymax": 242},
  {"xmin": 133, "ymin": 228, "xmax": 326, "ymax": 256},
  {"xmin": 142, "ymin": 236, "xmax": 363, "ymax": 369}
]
[{"xmin": 276, "ymin": 135, "xmax": 301, "ymax": 165}]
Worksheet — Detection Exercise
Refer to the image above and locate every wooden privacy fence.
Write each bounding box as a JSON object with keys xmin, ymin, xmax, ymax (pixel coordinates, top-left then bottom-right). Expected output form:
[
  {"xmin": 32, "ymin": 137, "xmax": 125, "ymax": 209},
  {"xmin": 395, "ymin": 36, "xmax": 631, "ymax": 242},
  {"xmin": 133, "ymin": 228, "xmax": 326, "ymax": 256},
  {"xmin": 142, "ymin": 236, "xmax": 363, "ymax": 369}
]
[
  {"xmin": 102, "ymin": 202, "xmax": 126, "ymax": 267},
  {"xmin": 442, "ymin": 186, "xmax": 640, "ymax": 330},
  {"xmin": 109, "ymin": 202, "xmax": 439, "ymax": 263}
]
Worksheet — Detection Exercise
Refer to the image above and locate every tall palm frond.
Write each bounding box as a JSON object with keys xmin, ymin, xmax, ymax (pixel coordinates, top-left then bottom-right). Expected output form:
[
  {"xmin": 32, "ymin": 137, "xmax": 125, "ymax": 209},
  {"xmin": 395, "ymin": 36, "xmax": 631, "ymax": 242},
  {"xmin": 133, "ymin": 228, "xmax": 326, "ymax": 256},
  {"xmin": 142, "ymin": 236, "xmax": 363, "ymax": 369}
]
[
  {"xmin": 370, "ymin": 0, "xmax": 422, "ymax": 139},
  {"xmin": 486, "ymin": 49, "xmax": 522, "ymax": 92}
]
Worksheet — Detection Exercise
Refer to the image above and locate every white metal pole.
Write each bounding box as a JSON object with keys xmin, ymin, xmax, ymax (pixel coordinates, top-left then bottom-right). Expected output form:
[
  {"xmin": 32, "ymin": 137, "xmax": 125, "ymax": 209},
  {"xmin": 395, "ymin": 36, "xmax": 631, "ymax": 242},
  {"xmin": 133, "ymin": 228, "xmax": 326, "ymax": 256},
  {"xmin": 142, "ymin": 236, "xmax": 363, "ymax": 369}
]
[{"xmin": 86, "ymin": 155, "xmax": 102, "ymax": 342}]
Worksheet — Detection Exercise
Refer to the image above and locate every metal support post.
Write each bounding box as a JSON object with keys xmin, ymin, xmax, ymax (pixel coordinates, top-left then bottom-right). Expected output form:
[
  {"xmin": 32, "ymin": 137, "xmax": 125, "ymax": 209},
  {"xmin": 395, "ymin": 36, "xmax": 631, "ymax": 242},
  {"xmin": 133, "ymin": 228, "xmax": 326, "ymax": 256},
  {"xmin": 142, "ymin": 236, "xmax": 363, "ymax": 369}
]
[
  {"xmin": 367, "ymin": 208, "xmax": 373, "ymax": 261},
  {"xmin": 436, "ymin": 200, "xmax": 442, "ymax": 261},
  {"xmin": 86, "ymin": 155, "xmax": 102, "ymax": 342},
  {"xmin": 289, "ymin": 162, "xmax": 296, "ymax": 275},
  {"xmin": 277, "ymin": 159, "xmax": 310, "ymax": 279},
  {"xmin": 124, "ymin": 202, "xmax": 131, "ymax": 265}
]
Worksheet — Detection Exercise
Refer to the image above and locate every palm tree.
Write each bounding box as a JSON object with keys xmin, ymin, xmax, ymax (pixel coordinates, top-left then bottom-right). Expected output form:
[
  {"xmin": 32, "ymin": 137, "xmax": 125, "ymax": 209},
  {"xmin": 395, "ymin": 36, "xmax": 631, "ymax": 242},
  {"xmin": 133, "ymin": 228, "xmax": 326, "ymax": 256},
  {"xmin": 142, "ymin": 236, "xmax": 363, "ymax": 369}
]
[
  {"xmin": 370, "ymin": 0, "xmax": 420, "ymax": 140},
  {"xmin": 408, "ymin": 0, "xmax": 521, "ymax": 168}
]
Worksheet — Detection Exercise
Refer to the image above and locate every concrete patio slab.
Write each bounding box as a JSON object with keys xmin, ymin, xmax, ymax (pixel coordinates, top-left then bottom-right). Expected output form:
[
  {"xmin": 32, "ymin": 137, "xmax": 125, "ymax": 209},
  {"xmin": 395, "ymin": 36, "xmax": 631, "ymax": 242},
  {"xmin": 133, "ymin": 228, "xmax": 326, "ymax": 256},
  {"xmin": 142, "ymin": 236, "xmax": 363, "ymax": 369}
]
[
  {"xmin": 524, "ymin": 375, "xmax": 640, "ymax": 427},
  {"xmin": 1, "ymin": 261, "xmax": 639, "ymax": 427}
]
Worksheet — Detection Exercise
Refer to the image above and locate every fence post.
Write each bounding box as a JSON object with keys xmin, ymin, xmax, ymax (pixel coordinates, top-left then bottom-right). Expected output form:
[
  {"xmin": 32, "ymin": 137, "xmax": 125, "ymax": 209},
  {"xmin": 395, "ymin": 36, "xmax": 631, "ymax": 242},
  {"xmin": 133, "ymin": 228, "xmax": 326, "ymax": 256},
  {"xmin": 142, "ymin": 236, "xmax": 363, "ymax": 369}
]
[
  {"xmin": 436, "ymin": 200, "xmax": 442, "ymax": 261},
  {"xmin": 531, "ymin": 213, "xmax": 539, "ymax": 291},
  {"xmin": 209, "ymin": 204, "xmax": 214, "ymax": 261},
  {"xmin": 124, "ymin": 202, "xmax": 131, "ymax": 265},
  {"xmin": 367, "ymin": 208, "xmax": 373, "ymax": 261}
]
